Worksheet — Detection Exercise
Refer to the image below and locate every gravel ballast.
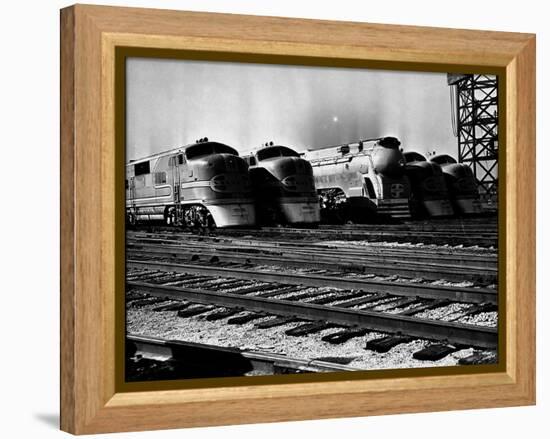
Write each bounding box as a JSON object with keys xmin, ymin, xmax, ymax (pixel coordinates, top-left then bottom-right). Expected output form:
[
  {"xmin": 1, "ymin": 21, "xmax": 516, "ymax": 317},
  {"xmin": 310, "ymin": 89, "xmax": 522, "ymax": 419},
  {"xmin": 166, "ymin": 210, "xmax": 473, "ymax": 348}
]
[{"xmin": 127, "ymin": 304, "xmax": 488, "ymax": 372}]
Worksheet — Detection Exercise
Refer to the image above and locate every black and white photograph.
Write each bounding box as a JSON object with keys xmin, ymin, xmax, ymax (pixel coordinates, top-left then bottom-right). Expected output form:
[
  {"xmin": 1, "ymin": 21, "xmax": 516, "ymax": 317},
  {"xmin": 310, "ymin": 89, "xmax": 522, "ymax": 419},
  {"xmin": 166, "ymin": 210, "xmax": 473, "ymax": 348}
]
[{"xmin": 124, "ymin": 58, "xmax": 499, "ymax": 382}]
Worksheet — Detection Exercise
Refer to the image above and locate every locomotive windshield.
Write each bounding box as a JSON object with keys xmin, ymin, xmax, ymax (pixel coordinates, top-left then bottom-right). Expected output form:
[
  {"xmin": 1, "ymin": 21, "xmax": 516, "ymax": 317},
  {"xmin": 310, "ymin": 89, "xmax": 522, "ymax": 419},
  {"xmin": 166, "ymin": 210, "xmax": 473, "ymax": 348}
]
[
  {"xmin": 430, "ymin": 154, "xmax": 457, "ymax": 165},
  {"xmin": 185, "ymin": 142, "xmax": 238, "ymax": 160},
  {"xmin": 403, "ymin": 151, "xmax": 427, "ymax": 163},
  {"xmin": 257, "ymin": 146, "xmax": 300, "ymax": 161}
]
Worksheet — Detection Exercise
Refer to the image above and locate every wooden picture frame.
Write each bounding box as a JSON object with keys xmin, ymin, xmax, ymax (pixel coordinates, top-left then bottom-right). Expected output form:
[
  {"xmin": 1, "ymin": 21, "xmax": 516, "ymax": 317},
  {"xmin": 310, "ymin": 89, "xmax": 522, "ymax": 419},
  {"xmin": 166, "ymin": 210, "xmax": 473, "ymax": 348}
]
[{"xmin": 60, "ymin": 4, "xmax": 536, "ymax": 434}]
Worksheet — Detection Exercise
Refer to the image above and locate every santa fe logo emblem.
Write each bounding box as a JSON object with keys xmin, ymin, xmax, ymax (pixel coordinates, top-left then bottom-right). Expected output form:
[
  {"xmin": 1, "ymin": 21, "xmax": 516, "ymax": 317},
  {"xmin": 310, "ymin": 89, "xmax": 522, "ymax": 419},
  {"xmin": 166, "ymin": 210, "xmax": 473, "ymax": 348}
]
[{"xmin": 391, "ymin": 183, "xmax": 405, "ymax": 198}]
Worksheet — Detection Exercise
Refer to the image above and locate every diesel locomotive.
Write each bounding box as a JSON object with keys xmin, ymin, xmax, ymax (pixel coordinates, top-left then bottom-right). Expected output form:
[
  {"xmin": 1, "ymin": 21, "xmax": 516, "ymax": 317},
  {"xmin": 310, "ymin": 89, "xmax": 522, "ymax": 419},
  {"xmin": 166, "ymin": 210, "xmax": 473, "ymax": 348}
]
[
  {"xmin": 125, "ymin": 139, "xmax": 256, "ymax": 229},
  {"xmin": 429, "ymin": 154, "xmax": 482, "ymax": 215},
  {"xmin": 244, "ymin": 143, "xmax": 320, "ymax": 225},
  {"xmin": 302, "ymin": 137, "xmax": 412, "ymax": 221},
  {"xmin": 403, "ymin": 151, "xmax": 454, "ymax": 218}
]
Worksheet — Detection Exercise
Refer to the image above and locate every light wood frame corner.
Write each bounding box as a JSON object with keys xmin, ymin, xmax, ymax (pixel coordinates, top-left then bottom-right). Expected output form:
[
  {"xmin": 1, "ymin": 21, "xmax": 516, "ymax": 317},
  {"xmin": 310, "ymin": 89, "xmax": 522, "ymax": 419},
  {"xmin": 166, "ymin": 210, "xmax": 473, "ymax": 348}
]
[{"xmin": 60, "ymin": 4, "xmax": 536, "ymax": 434}]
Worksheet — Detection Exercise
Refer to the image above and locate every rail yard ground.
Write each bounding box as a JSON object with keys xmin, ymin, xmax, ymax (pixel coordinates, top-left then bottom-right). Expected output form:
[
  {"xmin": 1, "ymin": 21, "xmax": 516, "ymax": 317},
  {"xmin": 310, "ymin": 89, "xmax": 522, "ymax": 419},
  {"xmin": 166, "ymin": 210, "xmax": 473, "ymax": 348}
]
[{"xmin": 125, "ymin": 215, "xmax": 498, "ymax": 381}]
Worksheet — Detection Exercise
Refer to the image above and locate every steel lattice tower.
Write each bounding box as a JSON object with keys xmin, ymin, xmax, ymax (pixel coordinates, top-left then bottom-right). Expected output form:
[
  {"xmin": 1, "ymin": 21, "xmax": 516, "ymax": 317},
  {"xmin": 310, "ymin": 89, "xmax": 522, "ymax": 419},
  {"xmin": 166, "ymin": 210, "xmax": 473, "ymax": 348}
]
[{"xmin": 448, "ymin": 74, "xmax": 498, "ymax": 201}]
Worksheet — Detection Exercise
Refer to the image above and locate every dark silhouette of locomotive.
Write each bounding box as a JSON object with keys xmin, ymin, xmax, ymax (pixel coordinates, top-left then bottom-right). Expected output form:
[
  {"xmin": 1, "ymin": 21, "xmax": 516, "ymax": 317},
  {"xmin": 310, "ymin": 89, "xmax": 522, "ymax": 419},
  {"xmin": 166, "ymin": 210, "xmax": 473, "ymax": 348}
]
[
  {"xmin": 429, "ymin": 154, "xmax": 482, "ymax": 215},
  {"xmin": 403, "ymin": 151, "xmax": 454, "ymax": 218},
  {"xmin": 244, "ymin": 143, "xmax": 320, "ymax": 225}
]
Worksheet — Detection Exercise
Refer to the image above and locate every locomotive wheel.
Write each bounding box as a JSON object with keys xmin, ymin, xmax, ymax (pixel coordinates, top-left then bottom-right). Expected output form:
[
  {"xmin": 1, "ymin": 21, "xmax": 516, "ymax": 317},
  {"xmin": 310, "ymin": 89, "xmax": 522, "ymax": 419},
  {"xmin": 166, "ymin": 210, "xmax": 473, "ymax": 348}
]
[
  {"xmin": 183, "ymin": 205, "xmax": 210, "ymax": 234},
  {"xmin": 127, "ymin": 212, "xmax": 136, "ymax": 227},
  {"xmin": 206, "ymin": 212, "xmax": 216, "ymax": 231},
  {"xmin": 165, "ymin": 207, "xmax": 176, "ymax": 226}
]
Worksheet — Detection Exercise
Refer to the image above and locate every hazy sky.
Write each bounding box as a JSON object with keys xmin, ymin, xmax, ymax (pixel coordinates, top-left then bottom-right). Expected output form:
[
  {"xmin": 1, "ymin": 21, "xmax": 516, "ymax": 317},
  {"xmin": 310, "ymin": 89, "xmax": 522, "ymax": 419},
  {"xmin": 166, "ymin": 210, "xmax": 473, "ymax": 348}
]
[{"xmin": 126, "ymin": 58, "xmax": 458, "ymax": 162}]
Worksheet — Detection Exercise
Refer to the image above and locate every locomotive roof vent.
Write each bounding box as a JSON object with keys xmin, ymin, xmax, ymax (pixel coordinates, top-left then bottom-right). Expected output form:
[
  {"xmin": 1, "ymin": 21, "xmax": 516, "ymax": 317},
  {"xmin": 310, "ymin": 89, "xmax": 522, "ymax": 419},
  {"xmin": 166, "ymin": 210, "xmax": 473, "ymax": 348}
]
[
  {"xmin": 378, "ymin": 137, "xmax": 401, "ymax": 148},
  {"xmin": 337, "ymin": 145, "xmax": 350, "ymax": 155},
  {"xmin": 195, "ymin": 137, "xmax": 209, "ymax": 143}
]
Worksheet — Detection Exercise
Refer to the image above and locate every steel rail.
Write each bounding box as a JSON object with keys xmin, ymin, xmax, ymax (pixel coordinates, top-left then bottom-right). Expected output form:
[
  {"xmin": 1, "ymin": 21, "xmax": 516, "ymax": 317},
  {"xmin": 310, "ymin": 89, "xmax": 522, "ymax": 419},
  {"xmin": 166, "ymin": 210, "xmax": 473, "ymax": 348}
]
[
  {"xmin": 127, "ymin": 233, "xmax": 498, "ymax": 268},
  {"xmin": 126, "ymin": 260, "xmax": 498, "ymax": 304},
  {"xmin": 126, "ymin": 244, "xmax": 496, "ymax": 283},
  {"xmin": 127, "ymin": 334, "xmax": 359, "ymax": 374},
  {"xmin": 226, "ymin": 228, "xmax": 497, "ymax": 237},
  {"xmin": 222, "ymin": 227, "xmax": 498, "ymax": 244},
  {"xmin": 318, "ymin": 222, "xmax": 497, "ymax": 231},
  {"xmin": 126, "ymin": 238, "xmax": 497, "ymax": 270},
  {"xmin": 129, "ymin": 226, "xmax": 498, "ymax": 245},
  {"xmin": 126, "ymin": 282, "xmax": 497, "ymax": 348}
]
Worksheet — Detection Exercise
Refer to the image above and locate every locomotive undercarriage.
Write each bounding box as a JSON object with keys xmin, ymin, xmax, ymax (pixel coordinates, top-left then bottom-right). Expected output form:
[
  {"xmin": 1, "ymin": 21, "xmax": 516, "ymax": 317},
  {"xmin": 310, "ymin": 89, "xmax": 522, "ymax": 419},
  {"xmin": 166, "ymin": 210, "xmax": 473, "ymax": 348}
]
[
  {"xmin": 317, "ymin": 188, "xmax": 410, "ymax": 223},
  {"xmin": 317, "ymin": 188, "xmax": 353, "ymax": 224},
  {"xmin": 125, "ymin": 204, "xmax": 215, "ymax": 233},
  {"xmin": 165, "ymin": 205, "xmax": 215, "ymax": 233}
]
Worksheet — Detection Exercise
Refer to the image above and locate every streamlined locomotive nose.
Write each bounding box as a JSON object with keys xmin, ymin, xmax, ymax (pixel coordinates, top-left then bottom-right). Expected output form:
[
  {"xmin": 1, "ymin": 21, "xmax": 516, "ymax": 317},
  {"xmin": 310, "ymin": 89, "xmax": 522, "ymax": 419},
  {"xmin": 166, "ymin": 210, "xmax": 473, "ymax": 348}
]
[
  {"xmin": 261, "ymin": 156, "xmax": 312, "ymax": 180},
  {"xmin": 371, "ymin": 146, "xmax": 406, "ymax": 178},
  {"xmin": 197, "ymin": 153, "xmax": 248, "ymax": 179}
]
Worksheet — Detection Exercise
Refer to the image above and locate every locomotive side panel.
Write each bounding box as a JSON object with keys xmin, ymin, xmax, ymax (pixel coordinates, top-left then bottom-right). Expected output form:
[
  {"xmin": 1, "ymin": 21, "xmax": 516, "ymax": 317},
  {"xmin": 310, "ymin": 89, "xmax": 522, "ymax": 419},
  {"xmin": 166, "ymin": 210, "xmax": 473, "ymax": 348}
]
[
  {"xmin": 304, "ymin": 138, "xmax": 412, "ymax": 220},
  {"xmin": 126, "ymin": 157, "xmax": 176, "ymax": 222},
  {"xmin": 126, "ymin": 142, "xmax": 256, "ymax": 228}
]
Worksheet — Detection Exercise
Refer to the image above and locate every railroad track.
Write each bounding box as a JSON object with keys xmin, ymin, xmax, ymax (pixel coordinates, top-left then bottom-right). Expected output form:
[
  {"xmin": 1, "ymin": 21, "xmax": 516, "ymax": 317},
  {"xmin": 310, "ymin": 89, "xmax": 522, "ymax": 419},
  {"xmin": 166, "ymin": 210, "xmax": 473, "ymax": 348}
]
[
  {"xmin": 126, "ymin": 334, "xmax": 359, "ymax": 380},
  {"xmin": 129, "ymin": 216, "xmax": 498, "ymax": 247},
  {"xmin": 127, "ymin": 259, "xmax": 497, "ymax": 304},
  {"xmin": 222, "ymin": 227, "xmax": 498, "ymax": 248},
  {"xmin": 321, "ymin": 217, "xmax": 497, "ymax": 232},
  {"xmin": 125, "ymin": 220, "xmax": 499, "ymax": 373},
  {"xmin": 129, "ymin": 230, "xmax": 497, "ymax": 260},
  {"xmin": 127, "ymin": 233, "xmax": 497, "ymax": 283},
  {"xmin": 127, "ymin": 277, "xmax": 497, "ymax": 349}
]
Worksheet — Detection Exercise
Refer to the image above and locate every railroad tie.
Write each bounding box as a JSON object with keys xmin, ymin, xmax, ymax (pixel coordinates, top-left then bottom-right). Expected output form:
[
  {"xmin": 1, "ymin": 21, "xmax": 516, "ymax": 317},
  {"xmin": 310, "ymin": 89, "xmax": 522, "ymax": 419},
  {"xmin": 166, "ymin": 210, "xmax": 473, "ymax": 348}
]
[
  {"xmin": 256, "ymin": 286, "xmax": 302, "ymax": 298},
  {"xmin": 412, "ymin": 343, "xmax": 460, "ymax": 361},
  {"xmin": 307, "ymin": 291, "xmax": 360, "ymax": 305},
  {"xmin": 205, "ymin": 307, "xmax": 243, "ymax": 321},
  {"xmin": 447, "ymin": 302, "xmax": 498, "ymax": 321},
  {"xmin": 334, "ymin": 293, "xmax": 387, "ymax": 308},
  {"xmin": 285, "ymin": 290, "xmax": 325, "ymax": 301},
  {"xmin": 227, "ymin": 312, "xmax": 267, "ymax": 325},
  {"xmin": 366, "ymin": 335, "xmax": 413, "ymax": 353},
  {"xmin": 285, "ymin": 322, "xmax": 338, "ymax": 337},
  {"xmin": 126, "ymin": 291, "xmax": 147, "ymax": 301},
  {"xmin": 322, "ymin": 328, "xmax": 368, "ymax": 344},
  {"xmin": 255, "ymin": 316, "xmax": 302, "ymax": 329},
  {"xmin": 152, "ymin": 301, "xmax": 191, "ymax": 312},
  {"xmin": 397, "ymin": 299, "xmax": 450, "ymax": 316},
  {"xmin": 225, "ymin": 283, "xmax": 274, "ymax": 295},
  {"xmin": 127, "ymin": 296, "xmax": 168, "ymax": 308},
  {"xmin": 177, "ymin": 305, "xmax": 214, "ymax": 318},
  {"xmin": 458, "ymin": 350, "xmax": 498, "ymax": 365}
]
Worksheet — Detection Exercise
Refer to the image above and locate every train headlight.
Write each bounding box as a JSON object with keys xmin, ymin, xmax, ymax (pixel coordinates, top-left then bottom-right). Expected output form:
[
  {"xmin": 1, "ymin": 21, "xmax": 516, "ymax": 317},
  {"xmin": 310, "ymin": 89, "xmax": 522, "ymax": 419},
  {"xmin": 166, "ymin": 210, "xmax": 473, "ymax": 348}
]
[
  {"xmin": 282, "ymin": 176, "xmax": 296, "ymax": 186},
  {"xmin": 210, "ymin": 175, "xmax": 227, "ymax": 192},
  {"xmin": 282, "ymin": 176, "xmax": 297, "ymax": 191}
]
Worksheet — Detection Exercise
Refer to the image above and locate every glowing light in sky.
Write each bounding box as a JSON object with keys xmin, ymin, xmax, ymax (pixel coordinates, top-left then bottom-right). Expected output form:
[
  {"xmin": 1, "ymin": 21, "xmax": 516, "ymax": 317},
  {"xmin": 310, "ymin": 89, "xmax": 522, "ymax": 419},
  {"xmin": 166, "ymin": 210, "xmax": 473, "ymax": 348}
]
[{"xmin": 333, "ymin": 116, "xmax": 339, "ymax": 122}]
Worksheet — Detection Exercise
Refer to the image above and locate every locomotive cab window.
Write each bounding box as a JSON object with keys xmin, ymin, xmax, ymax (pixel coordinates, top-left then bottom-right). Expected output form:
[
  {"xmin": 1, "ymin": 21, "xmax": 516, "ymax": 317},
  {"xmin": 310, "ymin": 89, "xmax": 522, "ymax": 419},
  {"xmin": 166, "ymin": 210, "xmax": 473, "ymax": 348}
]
[
  {"xmin": 185, "ymin": 142, "xmax": 238, "ymax": 160},
  {"xmin": 257, "ymin": 146, "xmax": 299, "ymax": 161},
  {"xmin": 134, "ymin": 160, "xmax": 150, "ymax": 176}
]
